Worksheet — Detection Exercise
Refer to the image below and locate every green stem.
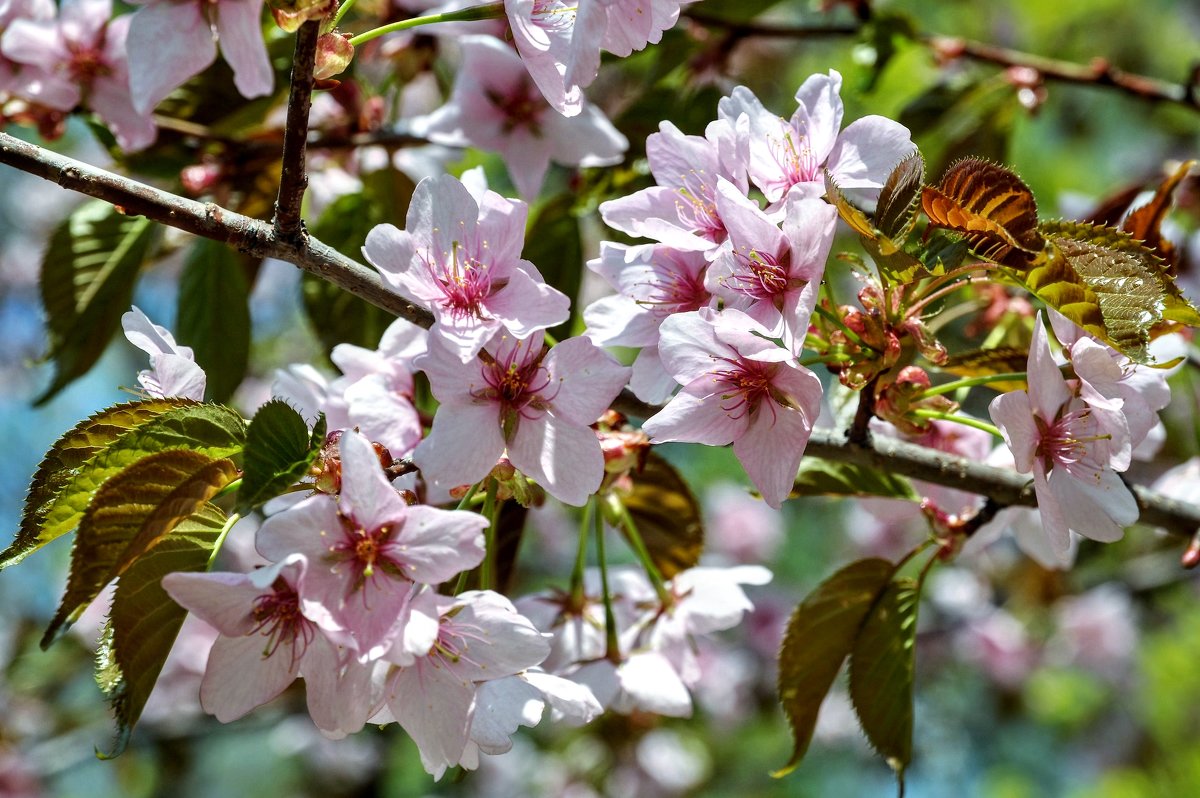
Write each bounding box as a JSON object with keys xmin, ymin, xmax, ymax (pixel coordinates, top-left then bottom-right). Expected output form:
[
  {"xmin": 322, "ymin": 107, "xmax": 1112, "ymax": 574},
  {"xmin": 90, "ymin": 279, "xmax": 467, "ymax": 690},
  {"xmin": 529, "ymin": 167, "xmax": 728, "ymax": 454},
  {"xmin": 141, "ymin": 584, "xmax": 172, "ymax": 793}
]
[
  {"xmin": 616, "ymin": 500, "xmax": 671, "ymax": 605},
  {"xmin": 814, "ymin": 304, "xmax": 870, "ymax": 349},
  {"xmin": 594, "ymin": 500, "xmax": 621, "ymax": 663},
  {"xmin": 455, "ymin": 480, "xmax": 483, "ymax": 511},
  {"xmin": 331, "ymin": 0, "xmax": 357, "ymax": 28},
  {"xmin": 911, "ymin": 408, "xmax": 1003, "ymax": 438},
  {"xmin": 207, "ymin": 512, "xmax": 242, "ymax": 569},
  {"xmin": 913, "ymin": 371, "xmax": 1027, "ymax": 399},
  {"xmin": 480, "ymin": 478, "xmax": 499, "ymax": 591},
  {"xmin": 569, "ymin": 501, "xmax": 593, "ymax": 607},
  {"xmin": 214, "ymin": 477, "xmax": 242, "ymax": 499},
  {"xmin": 348, "ymin": 2, "xmax": 505, "ymax": 47}
]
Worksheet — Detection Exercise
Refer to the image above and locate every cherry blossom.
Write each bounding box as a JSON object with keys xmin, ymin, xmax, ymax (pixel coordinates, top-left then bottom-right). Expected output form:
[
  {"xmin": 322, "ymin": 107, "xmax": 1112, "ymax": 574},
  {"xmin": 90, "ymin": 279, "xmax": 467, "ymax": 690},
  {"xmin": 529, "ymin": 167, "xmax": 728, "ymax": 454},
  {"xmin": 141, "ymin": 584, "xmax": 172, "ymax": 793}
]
[
  {"xmin": 256, "ymin": 430, "xmax": 489, "ymax": 658},
  {"xmin": 0, "ymin": 0, "xmax": 155, "ymax": 149},
  {"xmin": 717, "ymin": 70, "xmax": 915, "ymax": 206},
  {"xmin": 642, "ymin": 309, "xmax": 823, "ymax": 508},
  {"xmin": 583, "ymin": 242, "xmax": 712, "ymax": 403},
  {"xmin": 363, "ymin": 172, "xmax": 570, "ymax": 361},
  {"xmin": 705, "ymin": 185, "xmax": 837, "ymax": 352},
  {"xmin": 504, "ymin": 0, "xmax": 605, "ymax": 116},
  {"xmin": 125, "ymin": 0, "xmax": 273, "ymax": 116},
  {"xmin": 0, "ymin": 0, "xmax": 54, "ymax": 95},
  {"xmin": 414, "ymin": 331, "xmax": 630, "ymax": 505},
  {"xmin": 988, "ymin": 317, "xmax": 1138, "ymax": 559},
  {"xmin": 121, "ymin": 305, "xmax": 206, "ymax": 400},
  {"xmin": 413, "ymin": 34, "xmax": 627, "ymax": 201},
  {"xmin": 599, "ymin": 117, "xmax": 748, "ymax": 255}
]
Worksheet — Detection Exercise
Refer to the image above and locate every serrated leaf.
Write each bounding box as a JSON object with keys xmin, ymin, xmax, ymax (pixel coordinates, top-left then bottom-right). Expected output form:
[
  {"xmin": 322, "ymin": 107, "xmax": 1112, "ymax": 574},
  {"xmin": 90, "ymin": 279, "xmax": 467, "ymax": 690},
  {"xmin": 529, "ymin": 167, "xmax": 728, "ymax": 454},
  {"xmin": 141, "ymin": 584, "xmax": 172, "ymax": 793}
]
[
  {"xmin": 1123, "ymin": 160, "xmax": 1195, "ymax": 269},
  {"xmin": 825, "ymin": 170, "xmax": 877, "ymax": 239},
  {"xmin": 875, "ymin": 152, "xmax": 925, "ymax": 241},
  {"xmin": 177, "ymin": 239, "xmax": 254, "ymax": 402},
  {"xmin": 236, "ymin": 400, "xmax": 325, "ymax": 515},
  {"xmin": 774, "ymin": 558, "xmax": 895, "ymax": 777},
  {"xmin": 620, "ymin": 453, "xmax": 704, "ymax": 580},
  {"xmin": 42, "ymin": 451, "xmax": 237, "ymax": 646},
  {"xmin": 849, "ymin": 578, "xmax": 920, "ymax": 780},
  {"xmin": 37, "ymin": 202, "xmax": 161, "ymax": 404},
  {"xmin": 863, "ymin": 237, "xmax": 931, "ymax": 284},
  {"xmin": 35, "ymin": 403, "xmax": 245, "ymax": 554},
  {"xmin": 790, "ymin": 459, "xmax": 919, "ymax": 502},
  {"xmin": 917, "ymin": 232, "xmax": 966, "ymax": 275},
  {"xmin": 9, "ymin": 398, "xmax": 194, "ymax": 570},
  {"xmin": 98, "ymin": 502, "xmax": 225, "ymax": 757},
  {"xmin": 922, "ymin": 158, "xmax": 1044, "ymax": 267}
]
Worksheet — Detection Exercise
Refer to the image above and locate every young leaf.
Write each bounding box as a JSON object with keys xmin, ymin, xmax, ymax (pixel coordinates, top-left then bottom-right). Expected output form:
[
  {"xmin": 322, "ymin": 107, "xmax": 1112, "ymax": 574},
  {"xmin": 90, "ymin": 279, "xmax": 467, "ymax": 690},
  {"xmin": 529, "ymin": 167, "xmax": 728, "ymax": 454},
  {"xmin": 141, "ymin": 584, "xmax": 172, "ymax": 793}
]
[
  {"xmin": 96, "ymin": 502, "xmax": 225, "ymax": 757},
  {"xmin": 42, "ymin": 450, "xmax": 238, "ymax": 646},
  {"xmin": 33, "ymin": 403, "xmax": 245, "ymax": 557},
  {"xmin": 620, "ymin": 453, "xmax": 704, "ymax": 579},
  {"xmin": 36, "ymin": 201, "xmax": 160, "ymax": 405},
  {"xmin": 849, "ymin": 577, "xmax": 920, "ymax": 781},
  {"xmin": 774, "ymin": 558, "xmax": 895, "ymax": 777},
  {"xmin": 1122, "ymin": 159, "xmax": 1195, "ymax": 268},
  {"xmin": 790, "ymin": 459, "xmax": 919, "ymax": 502},
  {"xmin": 177, "ymin": 239, "xmax": 254, "ymax": 403},
  {"xmin": 824, "ymin": 170, "xmax": 877, "ymax": 239},
  {"xmin": 9, "ymin": 398, "xmax": 194, "ymax": 570},
  {"xmin": 874, "ymin": 151, "xmax": 925, "ymax": 241},
  {"xmin": 236, "ymin": 400, "xmax": 326, "ymax": 515},
  {"xmin": 921, "ymin": 158, "xmax": 1044, "ymax": 266}
]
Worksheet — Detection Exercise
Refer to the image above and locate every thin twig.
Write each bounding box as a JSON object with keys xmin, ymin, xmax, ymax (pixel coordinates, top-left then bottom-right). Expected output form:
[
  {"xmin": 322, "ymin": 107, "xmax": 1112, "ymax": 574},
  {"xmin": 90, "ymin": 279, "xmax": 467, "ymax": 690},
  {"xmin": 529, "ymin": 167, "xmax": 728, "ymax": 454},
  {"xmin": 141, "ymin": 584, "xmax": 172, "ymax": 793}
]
[
  {"xmin": 274, "ymin": 20, "xmax": 322, "ymax": 242},
  {"xmin": 0, "ymin": 132, "xmax": 433, "ymax": 328}
]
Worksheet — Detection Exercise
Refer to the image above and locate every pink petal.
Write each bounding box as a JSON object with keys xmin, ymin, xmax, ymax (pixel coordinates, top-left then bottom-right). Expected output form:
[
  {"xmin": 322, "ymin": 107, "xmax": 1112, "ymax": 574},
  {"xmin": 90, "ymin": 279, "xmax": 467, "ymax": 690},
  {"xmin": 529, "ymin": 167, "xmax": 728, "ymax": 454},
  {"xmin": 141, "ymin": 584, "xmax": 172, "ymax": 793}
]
[
  {"xmin": 215, "ymin": 0, "xmax": 273, "ymax": 99},
  {"xmin": 126, "ymin": 1, "xmax": 215, "ymax": 114},
  {"xmin": 161, "ymin": 571, "xmax": 263, "ymax": 637},
  {"xmin": 507, "ymin": 412, "xmax": 605, "ymax": 506},
  {"xmin": 199, "ymin": 632, "xmax": 300, "ymax": 722},
  {"xmin": 485, "ymin": 265, "xmax": 571, "ymax": 338},
  {"xmin": 792, "ymin": 70, "xmax": 844, "ymax": 163},
  {"xmin": 989, "ymin": 391, "xmax": 1039, "ymax": 473},
  {"xmin": 413, "ymin": 402, "xmax": 505, "ymax": 499},
  {"xmin": 543, "ymin": 336, "xmax": 631, "ymax": 426},
  {"xmin": 731, "ymin": 371, "xmax": 821, "ymax": 509},
  {"xmin": 1028, "ymin": 316, "xmax": 1071, "ymax": 421},
  {"xmin": 642, "ymin": 374, "xmax": 747, "ymax": 447},
  {"xmin": 387, "ymin": 662, "xmax": 475, "ymax": 779},
  {"xmin": 394, "ymin": 505, "xmax": 487, "ymax": 584},
  {"xmin": 828, "ymin": 116, "xmax": 917, "ymax": 193}
]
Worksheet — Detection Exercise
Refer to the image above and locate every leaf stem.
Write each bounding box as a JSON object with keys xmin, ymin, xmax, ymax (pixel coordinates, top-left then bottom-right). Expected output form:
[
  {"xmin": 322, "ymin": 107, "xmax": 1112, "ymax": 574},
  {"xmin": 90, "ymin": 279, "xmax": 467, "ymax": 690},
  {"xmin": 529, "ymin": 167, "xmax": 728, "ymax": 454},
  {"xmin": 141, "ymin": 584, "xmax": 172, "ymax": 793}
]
[
  {"xmin": 569, "ymin": 501, "xmax": 593, "ymax": 607},
  {"xmin": 910, "ymin": 408, "xmax": 1002, "ymax": 438},
  {"xmin": 207, "ymin": 512, "xmax": 242, "ymax": 569},
  {"xmin": 348, "ymin": 2, "xmax": 505, "ymax": 47},
  {"xmin": 913, "ymin": 371, "xmax": 1027, "ymax": 399},
  {"xmin": 480, "ymin": 478, "xmax": 499, "ymax": 591},
  {"xmin": 594, "ymin": 500, "xmax": 621, "ymax": 663},
  {"xmin": 615, "ymin": 499, "xmax": 671, "ymax": 605}
]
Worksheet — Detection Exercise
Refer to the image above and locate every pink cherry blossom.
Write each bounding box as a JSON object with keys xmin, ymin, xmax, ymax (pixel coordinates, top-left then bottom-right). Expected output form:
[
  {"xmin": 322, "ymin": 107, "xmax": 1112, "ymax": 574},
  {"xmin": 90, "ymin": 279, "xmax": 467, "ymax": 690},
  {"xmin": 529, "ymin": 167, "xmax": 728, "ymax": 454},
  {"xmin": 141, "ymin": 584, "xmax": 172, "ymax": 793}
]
[
  {"xmin": 642, "ymin": 309, "xmax": 823, "ymax": 508},
  {"xmin": 413, "ymin": 34, "xmax": 627, "ymax": 201},
  {"xmin": 0, "ymin": 0, "xmax": 155, "ymax": 149},
  {"xmin": 0, "ymin": 0, "xmax": 54, "ymax": 94},
  {"xmin": 363, "ymin": 172, "xmax": 570, "ymax": 362},
  {"xmin": 504, "ymin": 0, "xmax": 606, "ymax": 116},
  {"xmin": 161, "ymin": 555, "xmax": 365, "ymax": 733},
  {"xmin": 705, "ymin": 185, "xmax": 837, "ymax": 352},
  {"xmin": 600, "ymin": 118, "xmax": 748, "ymax": 255},
  {"xmin": 380, "ymin": 590, "xmax": 551, "ymax": 779},
  {"xmin": 121, "ymin": 305, "xmax": 207, "ymax": 401},
  {"xmin": 125, "ymin": 0, "xmax": 272, "ymax": 115},
  {"xmin": 717, "ymin": 70, "xmax": 915, "ymax": 205},
  {"xmin": 599, "ymin": 0, "xmax": 694, "ymax": 59},
  {"xmin": 256, "ymin": 430, "xmax": 489, "ymax": 658},
  {"xmin": 583, "ymin": 242, "xmax": 711, "ymax": 403},
  {"xmin": 988, "ymin": 317, "xmax": 1138, "ymax": 559},
  {"xmin": 414, "ymin": 331, "xmax": 630, "ymax": 506}
]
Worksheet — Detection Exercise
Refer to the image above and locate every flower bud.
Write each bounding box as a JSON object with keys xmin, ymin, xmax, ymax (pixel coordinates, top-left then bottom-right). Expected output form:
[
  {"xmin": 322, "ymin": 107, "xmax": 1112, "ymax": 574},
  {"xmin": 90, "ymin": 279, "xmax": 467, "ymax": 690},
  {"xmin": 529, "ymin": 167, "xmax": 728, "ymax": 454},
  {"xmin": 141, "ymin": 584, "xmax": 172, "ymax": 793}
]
[{"xmin": 314, "ymin": 32, "xmax": 354, "ymax": 80}]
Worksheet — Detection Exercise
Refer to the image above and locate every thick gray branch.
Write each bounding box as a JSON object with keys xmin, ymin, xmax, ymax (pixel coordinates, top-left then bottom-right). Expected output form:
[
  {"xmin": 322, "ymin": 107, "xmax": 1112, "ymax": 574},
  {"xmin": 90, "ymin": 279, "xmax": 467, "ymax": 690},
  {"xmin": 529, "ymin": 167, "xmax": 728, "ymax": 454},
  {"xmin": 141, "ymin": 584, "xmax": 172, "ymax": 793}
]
[{"xmin": 0, "ymin": 131, "xmax": 432, "ymax": 328}]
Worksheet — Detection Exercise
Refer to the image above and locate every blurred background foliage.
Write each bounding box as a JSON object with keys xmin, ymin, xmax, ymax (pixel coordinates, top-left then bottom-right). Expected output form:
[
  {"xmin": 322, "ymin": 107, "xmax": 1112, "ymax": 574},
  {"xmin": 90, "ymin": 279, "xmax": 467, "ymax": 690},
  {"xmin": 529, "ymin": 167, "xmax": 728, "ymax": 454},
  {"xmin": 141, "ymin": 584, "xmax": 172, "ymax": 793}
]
[{"xmin": 1, "ymin": 0, "xmax": 1200, "ymax": 795}]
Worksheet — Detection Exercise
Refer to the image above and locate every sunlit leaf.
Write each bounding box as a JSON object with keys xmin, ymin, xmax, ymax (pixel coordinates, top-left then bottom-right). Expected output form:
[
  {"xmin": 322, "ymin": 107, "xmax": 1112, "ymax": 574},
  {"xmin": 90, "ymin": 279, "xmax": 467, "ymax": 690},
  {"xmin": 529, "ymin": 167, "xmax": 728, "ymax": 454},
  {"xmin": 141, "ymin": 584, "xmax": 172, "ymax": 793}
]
[
  {"xmin": 42, "ymin": 450, "xmax": 237, "ymax": 646},
  {"xmin": 825, "ymin": 170, "xmax": 877, "ymax": 239},
  {"xmin": 97, "ymin": 502, "xmax": 225, "ymax": 757},
  {"xmin": 620, "ymin": 453, "xmax": 704, "ymax": 580},
  {"xmin": 37, "ymin": 202, "xmax": 160, "ymax": 404},
  {"xmin": 774, "ymin": 558, "xmax": 895, "ymax": 777},
  {"xmin": 1122, "ymin": 160, "xmax": 1195, "ymax": 269},
  {"xmin": 9, "ymin": 398, "xmax": 193, "ymax": 570},
  {"xmin": 849, "ymin": 577, "xmax": 920, "ymax": 781},
  {"xmin": 941, "ymin": 347, "xmax": 1029, "ymax": 392},
  {"xmin": 874, "ymin": 151, "xmax": 925, "ymax": 241},
  {"xmin": 790, "ymin": 459, "xmax": 919, "ymax": 502},
  {"xmin": 236, "ymin": 400, "xmax": 325, "ymax": 515},
  {"xmin": 34, "ymin": 403, "xmax": 245, "ymax": 557},
  {"xmin": 922, "ymin": 158, "xmax": 1044, "ymax": 266},
  {"xmin": 177, "ymin": 239, "xmax": 254, "ymax": 402}
]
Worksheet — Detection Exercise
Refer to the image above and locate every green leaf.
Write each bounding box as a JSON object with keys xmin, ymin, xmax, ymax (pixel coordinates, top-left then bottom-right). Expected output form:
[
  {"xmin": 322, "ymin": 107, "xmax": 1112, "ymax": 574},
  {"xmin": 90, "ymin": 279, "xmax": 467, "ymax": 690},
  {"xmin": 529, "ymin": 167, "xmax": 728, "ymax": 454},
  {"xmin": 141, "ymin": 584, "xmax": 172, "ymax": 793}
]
[
  {"xmin": 236, "ymin": 400, "xmax": 326, "ymax": 515},
  {"xmin": 790, "ymin": 459, "xmax": 919, "ymax": 502},
  {"xmin": 849, "ymin": 577, "xmax": 920, "ymax": 781},
  {"xmin": 774, "ymin": 558, "xmax": 895, "ymax": 777},
  {"xmin": 177, "ymin": 239, "xmax": 254, "ymax": 402},
  {"xmin": 522, "ymin": 194, "xmax": 583, "ymax": 340},
  {"xmin": 620, "ymin": 453, "xmax": 704, "ymax": 580},
  {"xmin": 35, "ymin": 403, "xmax": 245, "ymax": 556},
  {"xmin": 43, "ymin": 450, "xmax": 238, "ymax": 646},
  {"xmin": 8, "ymin": 398, "xmax": 194, "ymax": 570},
  {"xmin": 37, "ymin": 202, "xmax": 161, "ymax": 404},
  {"xmin": 825, "ymin": 170, "xmax": 877, "ymax": 239},
  {"xmin": 97, "ymin": 502, "xmax": 225, "ymax": 757}
]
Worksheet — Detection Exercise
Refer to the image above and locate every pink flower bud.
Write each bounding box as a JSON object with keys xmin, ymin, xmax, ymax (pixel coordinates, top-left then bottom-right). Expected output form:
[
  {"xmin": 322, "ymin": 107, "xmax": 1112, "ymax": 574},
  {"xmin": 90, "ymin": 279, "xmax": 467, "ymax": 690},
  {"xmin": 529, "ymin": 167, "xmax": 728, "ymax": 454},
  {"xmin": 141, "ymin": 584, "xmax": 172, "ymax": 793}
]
[{"xmin": 314, "ymin": 32, "xmax": 354, "ymax": 80}]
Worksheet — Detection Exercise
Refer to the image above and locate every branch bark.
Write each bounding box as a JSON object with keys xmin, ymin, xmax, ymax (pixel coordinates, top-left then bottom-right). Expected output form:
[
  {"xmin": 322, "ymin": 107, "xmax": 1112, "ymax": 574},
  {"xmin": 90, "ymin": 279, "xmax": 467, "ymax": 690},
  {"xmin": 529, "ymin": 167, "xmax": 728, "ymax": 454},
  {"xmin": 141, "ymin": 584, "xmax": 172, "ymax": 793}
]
[
  {"xmin": 0, "ymin": 132, "xmax": 433, "ymax": 328},
  {"xmin": 273, "ymin": 20, "xmax": 321, "ymax": 242}
]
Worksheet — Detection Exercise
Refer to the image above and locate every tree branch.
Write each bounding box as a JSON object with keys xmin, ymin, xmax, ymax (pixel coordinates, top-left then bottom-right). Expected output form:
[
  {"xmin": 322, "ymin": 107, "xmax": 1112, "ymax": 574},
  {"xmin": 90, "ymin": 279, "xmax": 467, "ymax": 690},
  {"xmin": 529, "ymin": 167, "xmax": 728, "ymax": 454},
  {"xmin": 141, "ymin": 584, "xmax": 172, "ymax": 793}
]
[
  {"xmin": 683, "ymin": 12, "xmax": 1200, "ymax": 113},
  {"xmin": 274, "ymin": 20, "xmax": 321, "ymax": 242},
  {"xmin": 612, "ymin": 391, "xmax": 1200, "ymax": 539},
  {"xmin": 0, "ymin": 131, "xmax": 433, "ymax": 328}
]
